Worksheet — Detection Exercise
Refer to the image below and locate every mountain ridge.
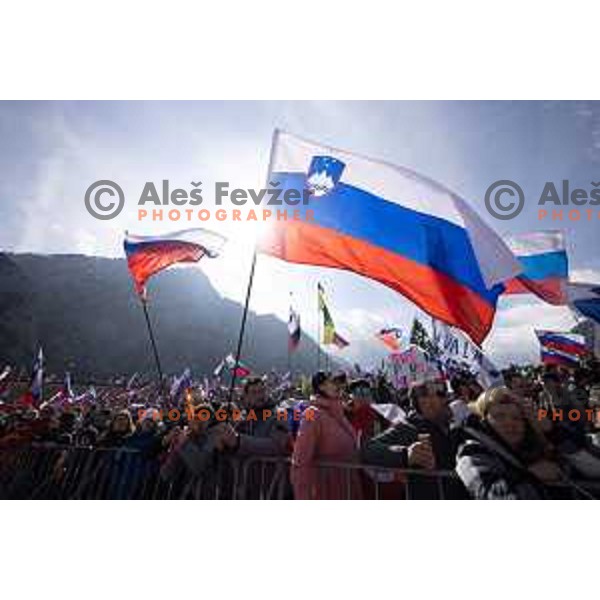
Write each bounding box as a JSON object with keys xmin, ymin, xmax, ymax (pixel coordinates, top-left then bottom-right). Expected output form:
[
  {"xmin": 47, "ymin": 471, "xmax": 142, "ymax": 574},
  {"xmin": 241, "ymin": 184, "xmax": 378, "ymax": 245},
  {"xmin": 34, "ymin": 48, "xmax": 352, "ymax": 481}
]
[{"xmin": 0, "ymin": 252, "xmax": 325, "ymax": 378}]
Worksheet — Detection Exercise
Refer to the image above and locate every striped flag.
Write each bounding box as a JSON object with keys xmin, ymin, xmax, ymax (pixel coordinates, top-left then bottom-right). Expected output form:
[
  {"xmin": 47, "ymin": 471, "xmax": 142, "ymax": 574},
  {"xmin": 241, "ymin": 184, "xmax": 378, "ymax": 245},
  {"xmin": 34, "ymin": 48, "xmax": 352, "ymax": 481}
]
[
  {"xmin": 170, "ymin": 368, "xmax": 192, "ymax": 400},
  {"xmin": 536, "ymin": 330, "xmax": 587, "ymax": 366},
  {"xmin": 568, "ymin": 282, "xmax": 600, "ymax": 325},
  {"xmin": 124, "ymin": 228, "xmax": 227, "ymax": 298},
  {"xmin": 259, "ymin": 131, "xmax": 521, "ymax": 344},
  {"xmin": 376, "ymin": 328, "xmax": 403, "ymax": 352},
  {"xmin": 504, "ymin": 230, "xmax": 569, "ymax": 305},
  {"xmin": 214, "ymin": 354, "xmax": 251, "ymax": 378},
  {"xmin": 318, "ymin": 283, "xmax": 349, "ymax": 348},
  {"xmin": 331, "ymin": 331, "xmax": 350, "ymax": 349},
  {"xmin": 20, "ymin": 347, "xmax": 44, "ymax": 406}
]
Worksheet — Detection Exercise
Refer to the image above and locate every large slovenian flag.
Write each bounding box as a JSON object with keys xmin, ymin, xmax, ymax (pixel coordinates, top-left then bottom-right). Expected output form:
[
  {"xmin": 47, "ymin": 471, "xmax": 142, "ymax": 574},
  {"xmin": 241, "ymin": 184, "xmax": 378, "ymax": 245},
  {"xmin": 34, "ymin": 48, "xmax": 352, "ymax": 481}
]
[
  {"xmin": 124, "ymin": 228, "xmax": 227, "ymax": 297},
  {"xmin": 504, "ymin": 231, "xmax": 569, "ymax": 304},
  {"xmin": 536, "ymin": 330, "xmax": 587, "ymax": 366},
  {"xmin": 567, "ymin": 282, "xmax": 600, "ymax": 325},
  {"xmin": 259, "ymin": 131, "xmax": 521, "ymax": 344}
]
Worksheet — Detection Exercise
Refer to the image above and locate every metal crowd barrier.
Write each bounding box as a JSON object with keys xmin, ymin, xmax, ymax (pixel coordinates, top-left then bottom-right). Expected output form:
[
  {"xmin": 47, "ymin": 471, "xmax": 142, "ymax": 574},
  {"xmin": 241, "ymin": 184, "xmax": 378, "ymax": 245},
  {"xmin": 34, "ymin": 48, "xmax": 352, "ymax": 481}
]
[{"xmin": 1, "ymin": 444, "xmax": 598, "ymax": 499}]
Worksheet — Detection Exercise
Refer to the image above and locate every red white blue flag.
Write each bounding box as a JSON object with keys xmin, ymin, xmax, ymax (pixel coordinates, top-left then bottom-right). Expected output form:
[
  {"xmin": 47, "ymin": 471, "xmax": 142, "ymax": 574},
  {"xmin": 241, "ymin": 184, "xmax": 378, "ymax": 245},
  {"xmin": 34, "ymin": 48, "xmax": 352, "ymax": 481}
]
[
  {"xmin": 536, "ymin": 330, "xmax": 587, "ymax": 366},
  {"xmin": 214, "ymin": 354, "xmax": 251, "ymax": 378},
  {"xmin": 568, "ymin": 282, "xmax": 600, "ymax": 326},
  {"xmin": 504, "ymin": 230, "xmax": 569, "ymax": 305},
  {"xmin": 20, "ymin": 347, "xmax": 44, "ymax": 406},
  {"xmin": 124, "ymin": 228, "xmax": 226, "ymax": 298},
  {"xmin": 259, "ymin": 131, "xmax": 521, "ymax": 344},
  {"xmin": 376, "ymin": 328, "xmax": 403, "ymax": 352}
]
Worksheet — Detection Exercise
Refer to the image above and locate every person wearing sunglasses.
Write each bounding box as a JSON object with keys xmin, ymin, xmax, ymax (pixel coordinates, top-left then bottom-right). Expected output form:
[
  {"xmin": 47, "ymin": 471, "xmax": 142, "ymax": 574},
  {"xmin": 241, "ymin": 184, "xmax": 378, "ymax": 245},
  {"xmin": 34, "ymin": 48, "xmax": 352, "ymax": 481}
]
[{"xmin": 360, "ymin": 378, "xmax": 468, "ymax": 499}]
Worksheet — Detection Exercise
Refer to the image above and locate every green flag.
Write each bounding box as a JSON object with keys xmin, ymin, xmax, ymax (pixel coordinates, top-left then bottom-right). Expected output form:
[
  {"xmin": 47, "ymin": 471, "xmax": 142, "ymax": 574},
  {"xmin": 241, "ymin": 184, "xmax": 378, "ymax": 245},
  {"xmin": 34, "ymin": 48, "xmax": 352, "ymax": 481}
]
[{"xmin": 318, "ymin": 283, "xmax": 349, "ymax": 348}]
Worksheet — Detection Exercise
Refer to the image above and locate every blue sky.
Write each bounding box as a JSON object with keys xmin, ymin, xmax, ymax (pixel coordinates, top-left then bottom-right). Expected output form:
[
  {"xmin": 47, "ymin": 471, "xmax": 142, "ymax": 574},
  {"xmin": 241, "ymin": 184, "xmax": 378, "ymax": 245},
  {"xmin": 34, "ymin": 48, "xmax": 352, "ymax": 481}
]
[{"xmin": 1, "ymin": 101, "xmax": 599, "ymax": 367}]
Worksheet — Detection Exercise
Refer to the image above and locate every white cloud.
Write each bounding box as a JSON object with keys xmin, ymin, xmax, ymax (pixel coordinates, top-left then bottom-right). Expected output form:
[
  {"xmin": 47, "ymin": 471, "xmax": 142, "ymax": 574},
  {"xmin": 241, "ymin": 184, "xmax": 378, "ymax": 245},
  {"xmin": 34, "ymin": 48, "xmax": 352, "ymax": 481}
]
[
  {"xmin": 484, "ymin": 298, "xmax": 578, "ymax": 366},
  {"xmin": 571, "ymin": 268, "xmax": 600, "ymax": 284}
]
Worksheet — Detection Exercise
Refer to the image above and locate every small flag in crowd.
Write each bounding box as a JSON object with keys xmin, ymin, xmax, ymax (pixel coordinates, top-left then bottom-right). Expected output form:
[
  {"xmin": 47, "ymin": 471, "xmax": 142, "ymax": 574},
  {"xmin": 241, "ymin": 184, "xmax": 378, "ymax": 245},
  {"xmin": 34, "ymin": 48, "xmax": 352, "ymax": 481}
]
[
  {"xmin": 0, "ymin": 366, "xmax": 12, "ymax": 399},
  {"xmin": 376, "ymin": 328, "xmax": 403, "ymax": 352},
  {"xmin": 259, "ymin": 130, "xmax": 521, "ymax": 344},
  {"xmin": 432, "ymin": 319, "xmax": 503, "ymax": 388},
  {"xmin": 214, "ymin": 354, "xmax": 252, "ymax": 378},
  {"xmin": 61, "ymin": 372, "xmax": 74, "ymax": 402},
  {"xmin": 567, "ymin": 282, "xmax": 600, "ymax": 326},
  {"xmin": 124, "ymin": 228, "xmax": 227, "ymax": 298},
  {"xmin": 504, "ymin": 230, "xmax": 569, "ymax": 305},
  {"xmin": 0, "ymin": 366, "xmax": 11, "ymax": 383},
  {"xmin": 331, "ymin": 332, "xmax": 349, "ymax": 349},
  {"xmin": 318, "ymin": 283, "xmax": 349, "ymax": 349},
  {"xmin": 126, "ymin": 372, "xmax": 139, "ymax": 391},
  {"xmin": 388, "ymin": 345, "xmax": 442, "ymax": 388},
  {"xmin": 20, "ymin": 347, "xmax": 44, "ymax": 406},
  {"xmin": 170, "ymin": 367, "xmax": 192, "ymax": 400},
  {"xmin": 536, "ymin": 330, "xmax": 587, "ymax": 366},
  {"xmin": 288, "ymin": 305, "xmax": 301, "ymax": 352},
  {"xmin": 536, "ymin": 330, "xmax": 587, "ymax": 356}
]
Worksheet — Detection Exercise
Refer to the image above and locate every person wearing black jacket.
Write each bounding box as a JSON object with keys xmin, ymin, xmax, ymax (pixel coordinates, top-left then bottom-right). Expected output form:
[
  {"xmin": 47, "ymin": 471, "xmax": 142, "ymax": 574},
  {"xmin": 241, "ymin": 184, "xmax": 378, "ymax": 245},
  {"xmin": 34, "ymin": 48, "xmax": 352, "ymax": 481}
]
[
  {"xmin": 456, "ymin": 386, "xmax": 566, "ymax": 499},
  {"xmin": 361, "ymin": 380, "xmax": 468, "ymax": 499}
]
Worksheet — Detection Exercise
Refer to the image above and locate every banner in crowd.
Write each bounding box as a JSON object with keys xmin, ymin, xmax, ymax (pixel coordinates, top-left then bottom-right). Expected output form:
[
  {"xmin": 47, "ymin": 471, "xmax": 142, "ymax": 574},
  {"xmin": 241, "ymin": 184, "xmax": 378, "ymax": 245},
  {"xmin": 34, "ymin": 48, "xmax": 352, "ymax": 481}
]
[
  {"xmin": 432, "ymin": 319, "xmax": 503, "ymax": 387},
  {"xmin": 388, "ymin": 345, "xmax": 440, "ymax": 388}
]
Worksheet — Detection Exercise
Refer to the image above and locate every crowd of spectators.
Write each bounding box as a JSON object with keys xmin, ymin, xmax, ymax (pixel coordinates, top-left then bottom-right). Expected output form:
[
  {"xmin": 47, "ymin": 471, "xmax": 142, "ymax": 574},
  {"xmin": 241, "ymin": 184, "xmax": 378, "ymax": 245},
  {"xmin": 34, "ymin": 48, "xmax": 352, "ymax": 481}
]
[{"xmin": 1, "ymin": 361, "xmax": 600, "ymax": 499}]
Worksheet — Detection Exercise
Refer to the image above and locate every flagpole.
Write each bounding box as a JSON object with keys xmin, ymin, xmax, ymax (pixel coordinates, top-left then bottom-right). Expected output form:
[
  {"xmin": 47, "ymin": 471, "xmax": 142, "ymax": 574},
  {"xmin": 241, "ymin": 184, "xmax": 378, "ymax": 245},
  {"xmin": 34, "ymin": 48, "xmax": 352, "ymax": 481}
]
[
  {"xmin": 140, "ymin": 298, "xmax": 165, "ymax": 396},
  {"xmin": 317, "ymin": 283, "xmax": 322, "ymax": 370},
  {"xmin": 227, "ymin": 250, "xmax": 258, "ymax": 409},
  {"xmin": 227, "ymin": 129, "xmax": 279, "ymax": 408},
  {"xmin": 288, "ymin": 292, "xmax": 292, "ymax": 377}
]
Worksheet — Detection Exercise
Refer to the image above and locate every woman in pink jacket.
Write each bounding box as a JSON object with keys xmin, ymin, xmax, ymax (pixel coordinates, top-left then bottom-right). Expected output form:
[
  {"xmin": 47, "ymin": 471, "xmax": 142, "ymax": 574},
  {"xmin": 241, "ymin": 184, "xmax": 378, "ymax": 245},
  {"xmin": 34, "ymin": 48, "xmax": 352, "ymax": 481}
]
[{"xmin": 291, "ymin": 372, "xmax": 363, "ymax": 500}]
